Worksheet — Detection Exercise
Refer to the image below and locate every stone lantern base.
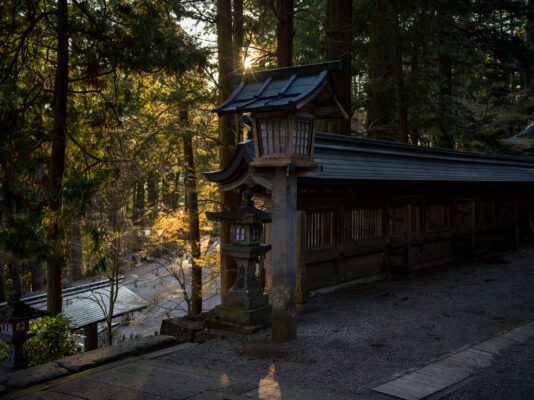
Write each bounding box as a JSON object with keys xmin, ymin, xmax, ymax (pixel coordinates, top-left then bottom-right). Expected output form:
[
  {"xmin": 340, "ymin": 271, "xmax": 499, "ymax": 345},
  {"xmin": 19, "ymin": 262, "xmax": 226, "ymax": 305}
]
[
  {"xmin": 208, "ymin": 260, "xmax": 272, "ymax": 334},
  {"xmin": 209, "ymin": 302, "xmax": 271, "ymax": 335},
  {"xmin": 2, "ymin": 336, "xmax": 29, "ymax": 369}
]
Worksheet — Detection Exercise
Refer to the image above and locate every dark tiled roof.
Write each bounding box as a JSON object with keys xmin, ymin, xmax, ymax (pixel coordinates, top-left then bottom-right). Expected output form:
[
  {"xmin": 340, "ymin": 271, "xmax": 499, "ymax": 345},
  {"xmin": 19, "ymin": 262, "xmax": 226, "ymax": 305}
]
[
  {"xmin": 206, "ymin": 191, "xmax": 271, "ymax": 224},
  {"xmin": 0, "ymin": 279, "xmax": 148, "ymax": 329},
  {"xmin": 205, "ymin": 132, "xmax": 534, "ymax": 184},
  {"xmin": 0, "ymin": 298, "xmax": 48, "ymax": 322},
  {"xmin": 213, "ymin": 61, "xmax": 351, "ymax": 117}
]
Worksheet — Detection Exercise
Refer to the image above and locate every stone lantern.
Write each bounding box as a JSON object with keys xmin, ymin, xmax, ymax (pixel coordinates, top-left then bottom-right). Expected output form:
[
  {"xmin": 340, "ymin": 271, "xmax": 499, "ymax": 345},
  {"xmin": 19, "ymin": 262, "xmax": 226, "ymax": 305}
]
[
  {"xmin": 206, "ymin": 191, "xmax": 272, "ymax": 333},
  {"xmin": 0, "ymin": 295, "xmax": 48, "ymax": 368},
  {"xmin": 212, "ymin": 60, "xmax": 351, "ymax": 341}
]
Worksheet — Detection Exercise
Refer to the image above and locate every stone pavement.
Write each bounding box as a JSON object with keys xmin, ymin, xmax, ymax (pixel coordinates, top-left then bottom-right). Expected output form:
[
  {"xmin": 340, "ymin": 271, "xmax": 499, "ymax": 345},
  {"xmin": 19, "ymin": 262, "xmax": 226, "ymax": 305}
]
[
  {"xmin": 372, "ymin": 320, "xmax": 534, "ymax": 400},
  {"xmin": 2, "ymin": 344, "xmax": 373, "ymax": 400},
  {"xmin": 4, "ymin": 320, "xmax": 534, "ymax": 400},
  {"xmin": 0, "ymin": 335, "xmax": 177, "ymax": 392}
]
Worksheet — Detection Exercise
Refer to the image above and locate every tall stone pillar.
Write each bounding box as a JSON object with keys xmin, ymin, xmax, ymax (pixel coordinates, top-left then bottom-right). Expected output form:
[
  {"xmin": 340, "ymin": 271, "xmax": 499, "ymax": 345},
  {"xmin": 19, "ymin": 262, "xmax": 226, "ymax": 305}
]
[{"xmin": 271, "ymin": 167, "xmax": 297, "ymax": 342}]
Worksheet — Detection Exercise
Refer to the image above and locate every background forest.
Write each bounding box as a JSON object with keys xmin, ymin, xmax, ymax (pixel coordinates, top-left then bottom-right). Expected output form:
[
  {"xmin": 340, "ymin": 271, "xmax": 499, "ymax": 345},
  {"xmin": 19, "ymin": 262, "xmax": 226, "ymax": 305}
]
[{"xmin": 1, "ymin": 0, "xmax": 534, "ymax": 321}]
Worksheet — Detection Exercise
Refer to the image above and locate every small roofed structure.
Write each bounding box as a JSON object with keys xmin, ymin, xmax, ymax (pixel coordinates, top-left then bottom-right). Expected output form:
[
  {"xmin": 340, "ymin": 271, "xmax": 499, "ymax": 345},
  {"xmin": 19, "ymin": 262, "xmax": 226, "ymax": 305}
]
[
  {"xmin": 3, "ymin": 278, "xmax": 148, "ymax": 351},
  {"xmin": 0, "ymin": 295, "xmax": 48, "ymax": 368}
]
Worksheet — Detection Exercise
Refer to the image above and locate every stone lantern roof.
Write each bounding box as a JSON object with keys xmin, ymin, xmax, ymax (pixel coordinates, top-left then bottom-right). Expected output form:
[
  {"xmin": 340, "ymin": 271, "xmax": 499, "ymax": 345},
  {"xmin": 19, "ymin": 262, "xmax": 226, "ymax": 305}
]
[
  {"xmin": 213, "ymin": 61, "xmax": 351, "ymax": 119},
  {"xmin": 206, "ymin": 191, "xmax": 271, "ymax": 225},
  {"xmin": 0, "ymin": 296, "xmax": 48, "ymax": 323}
]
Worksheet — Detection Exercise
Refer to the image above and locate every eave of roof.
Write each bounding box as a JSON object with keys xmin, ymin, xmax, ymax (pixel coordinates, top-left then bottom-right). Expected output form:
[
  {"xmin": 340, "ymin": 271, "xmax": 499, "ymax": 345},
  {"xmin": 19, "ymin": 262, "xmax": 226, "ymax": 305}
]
[
  {"xmin": 503, "ymin": 121, "xmax": 534, "ymax": 146},
  {"xmin": 213, "ymin": 61, "xmax": 351, "ymax": 118},
  {"xmin": 205, "ymin": 132, "xmax": 534, "ymax": 185},
  {"xmin": 1, "ymin": 279, "xmax": 149, "ymax": 329}
]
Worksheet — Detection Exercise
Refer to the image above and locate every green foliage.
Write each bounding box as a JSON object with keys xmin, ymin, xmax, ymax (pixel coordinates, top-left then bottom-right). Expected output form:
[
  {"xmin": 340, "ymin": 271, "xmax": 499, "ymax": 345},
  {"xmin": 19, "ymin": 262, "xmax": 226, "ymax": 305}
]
[
  {"xmin": 0, "ymin": 340, "xmax": 8, "ymax": 363},
  {"xmin": 23, "ymin": 314, "xmax": 77, "ymax": 366}
]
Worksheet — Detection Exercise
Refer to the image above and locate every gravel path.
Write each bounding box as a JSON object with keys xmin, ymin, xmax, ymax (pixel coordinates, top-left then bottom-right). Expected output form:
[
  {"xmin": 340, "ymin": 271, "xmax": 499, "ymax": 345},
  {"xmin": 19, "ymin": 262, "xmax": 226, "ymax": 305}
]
[
  {"xmin": 157, "ymin": 245, "xmax": 534, "ymax": 395},
  {"xmin": 446, "ymin": 338, "xmax": 534, "ymax": 400}
]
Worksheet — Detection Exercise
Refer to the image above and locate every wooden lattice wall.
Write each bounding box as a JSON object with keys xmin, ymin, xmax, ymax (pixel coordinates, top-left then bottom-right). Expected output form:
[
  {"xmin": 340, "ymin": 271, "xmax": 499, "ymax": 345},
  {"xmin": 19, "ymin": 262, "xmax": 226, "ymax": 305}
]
[{"xmin": 296, "ymin": 193, "xmax": 521, "ymax": 296}]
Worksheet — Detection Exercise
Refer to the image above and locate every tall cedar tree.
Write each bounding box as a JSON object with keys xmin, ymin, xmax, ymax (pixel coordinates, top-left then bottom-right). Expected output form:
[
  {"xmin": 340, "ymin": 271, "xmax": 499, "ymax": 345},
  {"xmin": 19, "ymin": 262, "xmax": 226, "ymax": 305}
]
[
  {"xmin": 325, "ymin": 0, "xmax": 352, "ymax": 134},
  {"xmin": 47, "ymin": 0, "xmax": 69, "ymax": 315},
  {"xmin": 217, "ymin": 0, "xmax": 241, "ymax": 296},
  {"xmin": 367, "ymin": 0, "xmax": 397, "ymax": 141},
  {"xmin": 181, "ymin": 111, "xmax": 202, "ymax": 315},
  {"xmin": 277, "ymin": 0, "xmax": 294, "ymax": 67}
]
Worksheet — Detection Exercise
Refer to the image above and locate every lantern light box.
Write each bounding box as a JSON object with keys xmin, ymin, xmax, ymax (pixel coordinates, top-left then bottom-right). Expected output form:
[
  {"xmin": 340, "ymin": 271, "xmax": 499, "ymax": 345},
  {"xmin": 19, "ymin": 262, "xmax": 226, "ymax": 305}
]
[{"xmin": 213, "ymin": 60, "xmax": 352, "ymax": 171}]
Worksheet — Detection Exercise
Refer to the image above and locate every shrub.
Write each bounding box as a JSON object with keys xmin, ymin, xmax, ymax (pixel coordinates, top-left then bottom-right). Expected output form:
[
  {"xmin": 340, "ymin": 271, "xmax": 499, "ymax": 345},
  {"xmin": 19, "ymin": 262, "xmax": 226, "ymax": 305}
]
[
  {"xmin": 23, "ymin": 314, "xmax": 77, "ymax": 366},
  {"xmin": 0, "ymin": 340, "xmax": 8, "ymax": 363}
]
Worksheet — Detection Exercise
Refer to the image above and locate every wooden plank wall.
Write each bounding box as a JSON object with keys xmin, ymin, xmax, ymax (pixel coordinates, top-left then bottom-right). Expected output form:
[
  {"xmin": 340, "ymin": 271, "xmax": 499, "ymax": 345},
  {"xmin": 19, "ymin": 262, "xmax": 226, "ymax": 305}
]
[{"xmin": 298, "ymin": 192, "xmax": 521, "ymax": 297}]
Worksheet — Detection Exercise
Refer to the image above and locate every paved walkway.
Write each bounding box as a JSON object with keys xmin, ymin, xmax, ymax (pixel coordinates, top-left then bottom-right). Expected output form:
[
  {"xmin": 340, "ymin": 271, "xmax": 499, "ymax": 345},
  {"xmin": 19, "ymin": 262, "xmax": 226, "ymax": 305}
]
[
  {"xmin": 373, "ymin": 321, "xmax": 534, "ymax": 400},
  {"xmin": 6, "ymin": 321, "xmax": 534, "ymax": 400},
  {"xmin": 4, "ymin": 344, "xmax": 372, "ymax": 400}
]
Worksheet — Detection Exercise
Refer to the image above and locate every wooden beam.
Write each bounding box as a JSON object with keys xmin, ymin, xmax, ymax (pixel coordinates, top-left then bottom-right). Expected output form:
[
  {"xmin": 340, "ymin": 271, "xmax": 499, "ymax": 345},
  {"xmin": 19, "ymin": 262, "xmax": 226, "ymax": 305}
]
[
  {"xmin": 403, "ymin": 204, "xmax": 412, "ymax": 273},
  {"xmin": 296, "ymin": 210, "xmax": 307, "ymax": 311},
  {"xmin": 271, "ymin": 167, "xmax": 297, "ymax": 342}
]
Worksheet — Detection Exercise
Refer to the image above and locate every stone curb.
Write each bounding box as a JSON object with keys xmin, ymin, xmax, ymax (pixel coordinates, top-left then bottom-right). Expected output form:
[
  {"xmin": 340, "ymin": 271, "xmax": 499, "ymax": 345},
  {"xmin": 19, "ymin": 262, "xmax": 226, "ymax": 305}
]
[{"xmin": 3, "ymin": 335, "xmax": 176, "ymax": 390}]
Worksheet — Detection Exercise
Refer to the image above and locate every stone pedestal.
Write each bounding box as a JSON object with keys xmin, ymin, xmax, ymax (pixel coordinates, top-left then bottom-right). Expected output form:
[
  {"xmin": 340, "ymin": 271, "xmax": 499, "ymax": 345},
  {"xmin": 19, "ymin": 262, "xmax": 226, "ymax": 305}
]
[
  {"xmin": 2, "ymin": 334, "xmax": 29, "ymax": 369},
  {"xmin": 210, "ymin": 244, "xmax": 272, "ymax": 334}
]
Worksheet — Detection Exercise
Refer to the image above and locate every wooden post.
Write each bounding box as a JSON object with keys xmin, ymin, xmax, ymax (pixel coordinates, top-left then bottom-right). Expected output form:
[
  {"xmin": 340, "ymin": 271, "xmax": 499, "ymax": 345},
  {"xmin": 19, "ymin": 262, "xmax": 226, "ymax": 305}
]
[
  {"xmin": 271, "ymin": 167, "xmax": 297, "ymax": 342},
  {"xmin": 296, "ymin": 210, "xmax": 307, "ymax": 312},
  {"xmin": 403, "ymin": 204, "xmax": 412, "ymax": 273},
  {"xmin": 514, "ymin": 197, "xmax": 520, "ymax": 247},
  {"xmin": 84, "ymin": 322, "xmax": 98, "ymax": 351},
  {"xmin": 471, "ymin": 199, "xmax": 477, "ymax": 255}
]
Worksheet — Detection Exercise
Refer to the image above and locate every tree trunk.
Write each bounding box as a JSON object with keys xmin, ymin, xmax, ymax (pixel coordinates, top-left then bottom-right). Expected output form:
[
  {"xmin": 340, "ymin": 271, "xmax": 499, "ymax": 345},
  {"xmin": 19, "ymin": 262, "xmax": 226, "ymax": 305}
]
[
  {"xmin": 276, "ymin": 0, "xmax": 293, "ymax": 67},
  {"xmin": 69, "ymin": 221, "xmax": 83, "ymax": 281},
  {"xmin": 233, "ymin": 0, "xmax": 244, "ymax": 143},
  {"xmin": 181, "ymin": 111, "xmax": 202, "ymax": 316},
  {"xmin": 147, "ymin": 171, "xmax": 159, "ymax": 222},
  {"xmin": 106, "ymin": 273, "xmax": 119, "ymax": 346},
  {"xmin": 436, "ymin": 5, "xmax": 454, "ymax": 149},
  {"xmin": 392, "ymin": 0, "xmax": 408, "ymax": 143},
  {"xmin": 162, "ymin": 171, "xmax": 181, "ymax": 211},
  {"xmin": 325, "ymin": 0, "xmax": 352, "ymax": 134},
  {"xmin": 131, "ymin": 183, "xmax": 137, "ymax": 221},
  {"xmin": 31, "ymin": 261, "xmax": 45, "ymax": 292},
  {"xmin": 525, "ymin": 0, "xmax": 534, "ymax": 115},
  {"xmin": 47, "ymin": 0, "xmax": 68, "ymax": 315},
  {"xmin": 367, "ymin": 0, "xmax": 397, "ymax": 141},
  {"xmin": 217, "ymin": 0, "xmax": 241, "ymax": 297},
  {"xmin": 9, "ymin": 262, "xmax": 23, "ymax": 296},
  {"xmin": 409, "ymin": 49, "xmax": 420, "ymax": 145},
  {"xmin": 172, "ymin": 171, "xmax": 180, "ymax": 210},
  {"xmin": 134, "ymin": 178, "xmax": 145, "ymax": 226},
  {"xmin": 0, "ymin": 263, "xmax": 6, "ymax": 302}
]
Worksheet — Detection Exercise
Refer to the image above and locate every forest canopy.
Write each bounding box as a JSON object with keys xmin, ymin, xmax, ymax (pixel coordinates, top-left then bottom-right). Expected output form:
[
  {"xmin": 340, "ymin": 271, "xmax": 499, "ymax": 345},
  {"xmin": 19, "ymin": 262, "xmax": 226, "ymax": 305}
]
[{"xmin": 1, "ymin": 0, "xmax": 534, "ymax": 315}]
